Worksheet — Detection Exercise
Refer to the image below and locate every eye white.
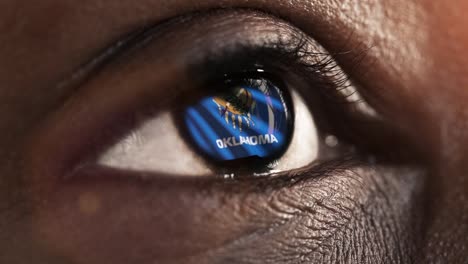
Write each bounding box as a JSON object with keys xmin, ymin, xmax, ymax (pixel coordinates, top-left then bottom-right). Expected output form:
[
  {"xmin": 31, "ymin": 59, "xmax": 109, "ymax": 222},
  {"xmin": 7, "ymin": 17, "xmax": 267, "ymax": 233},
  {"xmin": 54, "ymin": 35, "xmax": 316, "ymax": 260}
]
[
  {"xmin": 97, "ymin": 90, "xmax": 318, "ymax": 177},
  {"xmin": 270, "ymin": 90, "xmax": 318, "ymax": 173},
  {"xmin": 97, "ymin": 112, "xmax": 211, "ymax": 176}
]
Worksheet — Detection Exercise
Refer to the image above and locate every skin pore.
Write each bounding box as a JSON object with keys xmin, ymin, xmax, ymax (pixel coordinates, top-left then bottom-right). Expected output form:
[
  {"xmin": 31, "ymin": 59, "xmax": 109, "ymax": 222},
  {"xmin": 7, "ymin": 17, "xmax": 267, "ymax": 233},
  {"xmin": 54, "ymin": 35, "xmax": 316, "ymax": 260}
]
[{"xmin": 1, "ymin": 0, "xmax": 468, "ymax": 263}]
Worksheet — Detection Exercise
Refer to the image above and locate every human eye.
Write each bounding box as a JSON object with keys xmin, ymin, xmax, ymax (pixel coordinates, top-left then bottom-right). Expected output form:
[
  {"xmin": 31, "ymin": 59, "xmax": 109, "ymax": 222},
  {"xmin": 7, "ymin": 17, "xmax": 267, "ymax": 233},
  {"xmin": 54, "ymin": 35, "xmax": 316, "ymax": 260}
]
[
  {"xmin": 98, "ymin": 66, "xmax": 326, "ymax": 177},
  {"xmin": 30, "ymin": 10, "xmax": 401, "ymax": 181},
  {"xmin": 98, "ymin": 73, "xmax": 318, "ymax": 177},
  {"xmin": 23, "ymin": 9, "xmax": 426, "ymax": 264}
]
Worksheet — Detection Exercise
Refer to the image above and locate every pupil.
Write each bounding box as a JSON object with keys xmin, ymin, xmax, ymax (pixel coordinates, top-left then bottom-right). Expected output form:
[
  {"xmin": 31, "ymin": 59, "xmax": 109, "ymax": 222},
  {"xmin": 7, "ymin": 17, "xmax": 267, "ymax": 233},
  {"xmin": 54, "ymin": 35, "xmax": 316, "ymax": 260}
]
[{"xmin": 183, "ymin": 78, "xmax": 293, "ymax": 164}]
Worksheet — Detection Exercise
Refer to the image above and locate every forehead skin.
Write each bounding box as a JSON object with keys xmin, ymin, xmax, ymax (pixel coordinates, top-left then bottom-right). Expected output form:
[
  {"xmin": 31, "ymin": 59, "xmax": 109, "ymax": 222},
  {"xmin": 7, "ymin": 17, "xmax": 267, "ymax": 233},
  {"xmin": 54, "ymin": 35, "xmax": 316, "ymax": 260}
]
[{"xmin": 0, "ymin": 0, "xmax": 468, "ymax": 263}]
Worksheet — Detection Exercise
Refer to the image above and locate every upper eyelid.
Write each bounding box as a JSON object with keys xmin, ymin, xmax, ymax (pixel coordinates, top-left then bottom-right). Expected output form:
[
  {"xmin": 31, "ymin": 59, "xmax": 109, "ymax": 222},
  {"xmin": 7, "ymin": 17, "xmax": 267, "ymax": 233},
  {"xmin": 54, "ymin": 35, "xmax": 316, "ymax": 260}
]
[
  {"xmin": 59, "ymin": 9, "xmax": 374, "ymax": 114},
  {"xmin": 56, "ymin": 9, "xmax": 314, "ymax": 95},
  {"xmin": 53, "ymin": 10, "xmax": 319, "ymax": 111}
]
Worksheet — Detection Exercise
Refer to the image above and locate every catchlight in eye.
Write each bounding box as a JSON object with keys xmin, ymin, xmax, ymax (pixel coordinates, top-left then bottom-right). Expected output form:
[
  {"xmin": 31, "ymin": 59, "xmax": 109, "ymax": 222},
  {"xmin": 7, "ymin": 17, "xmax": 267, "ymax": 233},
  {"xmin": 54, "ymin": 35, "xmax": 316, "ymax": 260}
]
[{"xmin": 182, "ymin": 78, "xmax": 294, "ymax": 164}]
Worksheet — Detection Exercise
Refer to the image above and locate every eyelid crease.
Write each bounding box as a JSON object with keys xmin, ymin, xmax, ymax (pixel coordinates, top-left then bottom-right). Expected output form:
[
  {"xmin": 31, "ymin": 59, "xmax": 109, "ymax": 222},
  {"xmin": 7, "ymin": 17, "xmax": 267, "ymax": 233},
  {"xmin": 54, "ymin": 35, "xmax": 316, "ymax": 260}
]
[
  {"xmin": 55, "ymin": 8, "xmax": 374, "ymax": 114},
  {"xmin": 53, "ymin": 9, "xmax": 275, "ymax": 99},
  {"xmin": 54, "ymin": 27, "xmax": 151, "ymax": 106},
  {"xmin": 80, "ymin": 11, "xmax": 374, "ymax": 123}
]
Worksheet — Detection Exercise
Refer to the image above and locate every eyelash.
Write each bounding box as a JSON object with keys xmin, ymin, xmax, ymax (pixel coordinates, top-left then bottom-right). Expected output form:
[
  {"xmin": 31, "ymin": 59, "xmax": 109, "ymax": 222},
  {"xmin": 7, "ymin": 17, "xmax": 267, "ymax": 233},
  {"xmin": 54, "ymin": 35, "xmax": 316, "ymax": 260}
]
[{"xmin": 187, "ymin": 42, "xmax": 366, "ymax": 130}]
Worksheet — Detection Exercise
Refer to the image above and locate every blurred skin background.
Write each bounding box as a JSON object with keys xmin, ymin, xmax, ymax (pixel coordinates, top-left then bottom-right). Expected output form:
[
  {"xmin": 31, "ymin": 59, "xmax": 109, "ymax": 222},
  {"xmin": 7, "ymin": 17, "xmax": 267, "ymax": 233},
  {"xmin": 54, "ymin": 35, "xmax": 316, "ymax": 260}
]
[{"xmin": 1, "ymin": 0, "xmax": 468, "ymax": 263}]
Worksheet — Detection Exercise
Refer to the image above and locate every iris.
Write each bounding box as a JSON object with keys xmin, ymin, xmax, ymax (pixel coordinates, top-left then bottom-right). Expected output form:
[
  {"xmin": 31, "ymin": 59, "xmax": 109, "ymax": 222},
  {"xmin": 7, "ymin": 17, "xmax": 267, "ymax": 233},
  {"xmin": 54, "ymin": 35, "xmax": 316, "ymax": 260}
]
[{"xmin": 183, "ymin": 78, "xmax": 293, "ymax": 163}]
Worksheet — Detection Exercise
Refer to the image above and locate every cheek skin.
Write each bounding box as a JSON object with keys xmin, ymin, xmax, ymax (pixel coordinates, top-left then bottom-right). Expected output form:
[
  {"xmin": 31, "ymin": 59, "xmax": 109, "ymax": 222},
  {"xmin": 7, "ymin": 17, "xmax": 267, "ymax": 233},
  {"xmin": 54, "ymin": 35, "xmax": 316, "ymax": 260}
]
[{"xmin": 31, "ymin": 166, "xmax": 422, "ymax": 264}]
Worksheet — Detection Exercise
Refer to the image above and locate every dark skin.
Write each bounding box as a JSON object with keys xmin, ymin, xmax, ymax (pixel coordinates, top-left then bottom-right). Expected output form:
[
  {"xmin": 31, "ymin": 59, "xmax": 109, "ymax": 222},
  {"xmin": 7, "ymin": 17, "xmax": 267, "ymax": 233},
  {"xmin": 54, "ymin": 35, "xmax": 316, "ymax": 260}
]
[{"xmin": 1, "ymin": 0, "xmax": 468, "ymax": 263}]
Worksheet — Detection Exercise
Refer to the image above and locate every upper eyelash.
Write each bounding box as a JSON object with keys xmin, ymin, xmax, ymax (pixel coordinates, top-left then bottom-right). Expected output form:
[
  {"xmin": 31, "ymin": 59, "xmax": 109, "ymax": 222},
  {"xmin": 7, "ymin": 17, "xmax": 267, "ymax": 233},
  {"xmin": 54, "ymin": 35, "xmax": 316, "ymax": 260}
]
[
  {"xmin": 188, "ymin": 36, "xmax": 376, "ymax": 117},
  {"xmin": 280, "ymin": 36, "xmax": 371, "ymax": 102},
  {"xmin": 293, "ymin": 38, "xmax": 379, "ymax": 118}
]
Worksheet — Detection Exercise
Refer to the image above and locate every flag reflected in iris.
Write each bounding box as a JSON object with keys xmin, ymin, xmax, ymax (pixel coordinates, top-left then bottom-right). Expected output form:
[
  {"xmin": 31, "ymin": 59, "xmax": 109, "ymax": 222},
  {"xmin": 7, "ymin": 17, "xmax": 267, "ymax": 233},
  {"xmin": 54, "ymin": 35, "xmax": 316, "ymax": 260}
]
[
  {"xmin": 183, "ymin": 78, "xmax": 293, "ymax": 162},
  {"xmin": 212, "ymin": 87, "xmax": 256, "ymax": 131}
]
